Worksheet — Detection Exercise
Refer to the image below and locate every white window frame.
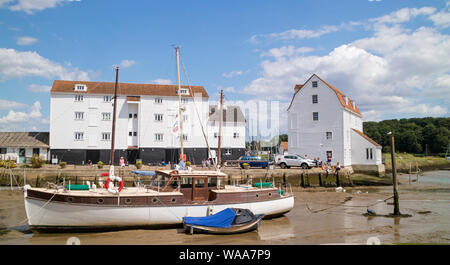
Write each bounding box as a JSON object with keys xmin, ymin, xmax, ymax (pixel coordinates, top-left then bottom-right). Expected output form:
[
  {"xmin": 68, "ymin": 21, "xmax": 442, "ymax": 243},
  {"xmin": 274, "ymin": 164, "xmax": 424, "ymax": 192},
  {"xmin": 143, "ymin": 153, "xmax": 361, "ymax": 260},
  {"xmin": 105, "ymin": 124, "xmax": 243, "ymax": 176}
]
[
  {"xmin": 181, "ymin": 97, "xmax": 188, "ymax": 104},
  {"xmin": 155, "ymin": 98, "xmax": 163, "ymax": 104},
  {"xmin": 233, "ymin": 132, "xmax": 239, "ymax": 138},
  {"xmin": 326, "ymin": 132, "xmax": 332, "ymax": 140},
  {"xmin": 154, "ymin": 114, "xmax": 163, "ymax": 122},
  {"xmin": 312, "ymin": 94, "xmax": 318, "ymax": 104},
  {"xmin": 313, "ymin": 112, "xmax": 319, "ymax": 121},
  {"xmin": 75, "ymin": 94, "xmax": 84, "ymax": 102},
  {"xmin": 74, "ymin": 132, "xmax": 84, "ymax": 141},
  {"xmin": 214, "ymin": 132, "xmax": 218, "ymax": 138},
  {"xmin": 225, "ymin": 149, "xmax": 232, "ymax": 155},
  {"xmin": 155, "ymin": 133, "xmax": 164, "ymax": 142},
  {"xmin": 102, "ymin": 132, "xmax": 111, "ymax": 141},
  {"xmin": 103, "ymin": 95, "xmax": 112, "ymax": 102},
  {"xmin": 183, "ymin": 134, "xmax": 188, "ymax": 141},
  {"xmin": 312, "ymin": 81, "xmax": 318, "ymax": 88},
  {"xmin": 102, "ymin": 112, "xmax": 111, "ymax": 121},
  {"xmin": 75, "ymin": 112, "xmax": 84, "ymax": 120},
  {"xmin": 74, "ymin": 84, "xmax": 87, "ymax": 91}
]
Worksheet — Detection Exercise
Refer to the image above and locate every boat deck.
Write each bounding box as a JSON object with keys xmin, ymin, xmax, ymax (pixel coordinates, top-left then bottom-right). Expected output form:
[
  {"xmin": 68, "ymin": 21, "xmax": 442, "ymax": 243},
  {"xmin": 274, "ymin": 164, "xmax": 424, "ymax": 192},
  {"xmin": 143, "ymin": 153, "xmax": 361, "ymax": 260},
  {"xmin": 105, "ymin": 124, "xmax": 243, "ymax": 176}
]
[{"xmin": 29, "ymin": 187, "xmax": 183, "ymax": 197}]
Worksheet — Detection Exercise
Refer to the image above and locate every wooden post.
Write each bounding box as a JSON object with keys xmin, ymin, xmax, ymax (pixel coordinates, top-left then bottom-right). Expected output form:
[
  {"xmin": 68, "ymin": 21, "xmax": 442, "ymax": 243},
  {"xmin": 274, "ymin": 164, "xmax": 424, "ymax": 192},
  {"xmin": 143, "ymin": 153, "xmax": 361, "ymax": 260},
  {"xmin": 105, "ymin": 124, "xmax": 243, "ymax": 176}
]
[
  {"xmin": 217, "ymin": 90, "xmax": 223, "ymax": 167},
  {"xmin": 390, "ymin": 133, "xmax": 401, "ymax": 215},
  {"xmin": 36, "ymin": 176, "xmax": 40, "ymax": 188},
  {"xmin": 300, "ymin": 173, "xmax": 305, "ymax": 188},
  {"xmin": 318, "ymin": 173, "xmax": 323, "ymax": 187},
  {"xmin": 110, "ymin": 66, "xmax": 119, "ymax": 166},
  {"xmin": 335, "ymin": 170, "xmax": 340, "ymax": 187}
]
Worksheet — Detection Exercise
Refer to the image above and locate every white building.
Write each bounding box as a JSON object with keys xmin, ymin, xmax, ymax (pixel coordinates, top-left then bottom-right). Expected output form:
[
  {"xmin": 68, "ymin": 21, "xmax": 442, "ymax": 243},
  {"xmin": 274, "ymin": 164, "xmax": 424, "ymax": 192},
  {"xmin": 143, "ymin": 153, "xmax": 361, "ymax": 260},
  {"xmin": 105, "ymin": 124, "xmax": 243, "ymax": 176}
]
[
  {"xmin": 287, "ymin": 74, "xmax": 383, "ymax": 173},
  {"xmin": 0, "ymin": 132, "xmax": 49, "ymax": 163},
  {"xmin": 49, "ymin": 80, "xmax": 245, "ymax": 165}
]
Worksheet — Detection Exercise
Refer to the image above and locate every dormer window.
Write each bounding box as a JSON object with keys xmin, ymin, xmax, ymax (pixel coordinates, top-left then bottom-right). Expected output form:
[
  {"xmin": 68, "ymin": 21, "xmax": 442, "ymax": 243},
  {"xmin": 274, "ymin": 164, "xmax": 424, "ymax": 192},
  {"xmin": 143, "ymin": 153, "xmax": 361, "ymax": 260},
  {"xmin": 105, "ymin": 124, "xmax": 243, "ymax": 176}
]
[
  {"xmin": 181, "ymin": 89, "xmax": 188, "ymax": 95},
  {"xmin": 312, "ymin": 81, "xmax": 318, "ymax": 88},
  {"xmin": 103, "ymin": 95, "xmax": 112, "ymax": 102},
  {"xmin": 74, "ymin": 84, "xmax": 87, "ymax": 91}
]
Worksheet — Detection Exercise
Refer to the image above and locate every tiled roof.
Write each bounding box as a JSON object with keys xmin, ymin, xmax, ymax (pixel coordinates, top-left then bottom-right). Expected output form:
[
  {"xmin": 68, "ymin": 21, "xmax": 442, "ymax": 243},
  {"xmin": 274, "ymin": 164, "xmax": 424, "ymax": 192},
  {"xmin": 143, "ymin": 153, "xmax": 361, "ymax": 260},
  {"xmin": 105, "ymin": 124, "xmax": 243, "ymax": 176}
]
[
  {"xmin": 51, "ymin": 80, "xmax": 209, "ymax": 98},
  {"xmin": 209, "ymin": 105, "xmax": 245, "ymax": 123},
  {"xmin": 280, "ymin": 141, "xmax": 288, "ymax": 150},
  {"xmin": 351, "ymin": 129, "xmax": 381, "ymax": 147},
  {"xmin": 0, "ymin": 132, "xmax": 49, "ymax": 148},
  {"xmin": 287, "ymin": 74, "xmax": 362, "ymax": 116}
]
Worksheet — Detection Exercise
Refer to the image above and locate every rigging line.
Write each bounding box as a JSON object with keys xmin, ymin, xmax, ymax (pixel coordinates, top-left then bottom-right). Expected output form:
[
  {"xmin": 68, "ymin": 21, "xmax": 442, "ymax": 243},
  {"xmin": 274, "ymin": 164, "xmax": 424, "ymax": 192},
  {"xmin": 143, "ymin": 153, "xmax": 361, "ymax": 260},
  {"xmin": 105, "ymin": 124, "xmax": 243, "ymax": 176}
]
[
  {"xmin": 179, "ymin": 52, "xmax": 218, "ymax": 171},
  {"xmin": 305, "ymin": 195, "xmax": 393, "ymax": 214},
  {"xmin": 13, "ymin": 192, "xmax": 57, "ymax": 228}
]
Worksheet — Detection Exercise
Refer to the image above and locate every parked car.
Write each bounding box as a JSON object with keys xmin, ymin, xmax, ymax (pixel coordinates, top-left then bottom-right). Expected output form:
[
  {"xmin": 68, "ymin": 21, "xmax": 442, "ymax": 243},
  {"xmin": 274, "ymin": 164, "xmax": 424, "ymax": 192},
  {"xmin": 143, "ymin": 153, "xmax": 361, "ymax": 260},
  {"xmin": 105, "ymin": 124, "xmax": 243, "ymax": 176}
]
[
  {"xmin": 238, "ymin": 156, "xmax": 271, "ymax": 169},
  {"xmin": 275, "ymin": 154, "xmax": 315, "ymax": 169}
]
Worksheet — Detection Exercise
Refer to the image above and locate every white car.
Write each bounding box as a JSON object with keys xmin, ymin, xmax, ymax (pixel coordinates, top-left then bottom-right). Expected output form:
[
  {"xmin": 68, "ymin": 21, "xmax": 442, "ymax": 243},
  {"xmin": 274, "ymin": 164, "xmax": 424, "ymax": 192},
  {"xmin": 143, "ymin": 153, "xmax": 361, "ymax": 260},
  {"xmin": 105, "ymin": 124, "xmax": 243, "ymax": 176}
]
[{"xmin": 275, "ymin": 154, "xmax": 315, "ymax": 169}]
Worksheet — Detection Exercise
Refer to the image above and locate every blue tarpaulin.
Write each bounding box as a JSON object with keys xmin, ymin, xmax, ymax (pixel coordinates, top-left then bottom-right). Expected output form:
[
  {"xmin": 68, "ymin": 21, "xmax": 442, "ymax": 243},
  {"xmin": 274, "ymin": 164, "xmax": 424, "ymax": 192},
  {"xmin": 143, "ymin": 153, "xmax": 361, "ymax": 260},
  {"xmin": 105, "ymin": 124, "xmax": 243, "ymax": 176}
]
[
  {"xmin": 183, "ymin": 208, "xmax": 236, "ymax": 228},
  {"xmin": 130, "ymin": 170, "xmax": 156, "ymax": 176}
]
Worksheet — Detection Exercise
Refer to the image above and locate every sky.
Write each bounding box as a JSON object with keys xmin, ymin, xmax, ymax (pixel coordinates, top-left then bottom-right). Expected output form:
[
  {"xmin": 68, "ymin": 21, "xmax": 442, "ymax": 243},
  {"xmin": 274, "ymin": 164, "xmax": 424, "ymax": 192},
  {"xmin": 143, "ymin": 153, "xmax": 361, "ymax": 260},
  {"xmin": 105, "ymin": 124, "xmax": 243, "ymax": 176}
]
[{"xmin": 0, "ymin": 0, "xmax": 449, "ymax": 135}]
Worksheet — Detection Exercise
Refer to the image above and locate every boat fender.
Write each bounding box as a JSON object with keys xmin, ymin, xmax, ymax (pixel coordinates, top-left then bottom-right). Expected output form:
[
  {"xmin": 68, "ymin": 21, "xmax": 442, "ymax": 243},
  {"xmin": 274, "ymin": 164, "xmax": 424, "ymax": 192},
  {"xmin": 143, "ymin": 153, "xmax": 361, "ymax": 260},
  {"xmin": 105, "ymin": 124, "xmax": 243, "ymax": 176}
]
[{"xmin": 92, "ymin": 184, "xmax": 97, "ymax": 192}]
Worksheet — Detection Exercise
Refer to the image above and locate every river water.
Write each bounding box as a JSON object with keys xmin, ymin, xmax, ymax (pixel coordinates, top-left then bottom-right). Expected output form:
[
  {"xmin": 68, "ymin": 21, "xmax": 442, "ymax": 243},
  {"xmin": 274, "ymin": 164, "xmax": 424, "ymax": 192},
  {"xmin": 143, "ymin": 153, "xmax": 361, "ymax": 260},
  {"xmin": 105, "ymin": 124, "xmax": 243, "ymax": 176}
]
[{"xmin": 0, "ymin": 171, "xmax": 449, "ymax": 245}]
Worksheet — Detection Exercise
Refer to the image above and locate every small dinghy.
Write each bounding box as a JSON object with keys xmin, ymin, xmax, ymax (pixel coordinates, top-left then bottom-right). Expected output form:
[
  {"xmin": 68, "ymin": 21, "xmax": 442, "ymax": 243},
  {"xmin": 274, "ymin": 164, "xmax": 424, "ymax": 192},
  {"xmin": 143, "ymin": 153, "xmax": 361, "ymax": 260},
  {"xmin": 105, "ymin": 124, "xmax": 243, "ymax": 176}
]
[{"xmin": 183, "ymin": 208, "xmax": 263, "ymax": 235}]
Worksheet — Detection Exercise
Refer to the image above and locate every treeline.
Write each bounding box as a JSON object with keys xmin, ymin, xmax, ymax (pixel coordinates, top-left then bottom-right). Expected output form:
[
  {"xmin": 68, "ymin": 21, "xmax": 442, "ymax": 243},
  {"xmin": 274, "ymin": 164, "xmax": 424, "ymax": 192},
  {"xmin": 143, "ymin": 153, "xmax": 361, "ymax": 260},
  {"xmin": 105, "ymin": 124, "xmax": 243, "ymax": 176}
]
[{"xmin": 363, "ymin": 117, "xmax": 450, "ymax": 154}]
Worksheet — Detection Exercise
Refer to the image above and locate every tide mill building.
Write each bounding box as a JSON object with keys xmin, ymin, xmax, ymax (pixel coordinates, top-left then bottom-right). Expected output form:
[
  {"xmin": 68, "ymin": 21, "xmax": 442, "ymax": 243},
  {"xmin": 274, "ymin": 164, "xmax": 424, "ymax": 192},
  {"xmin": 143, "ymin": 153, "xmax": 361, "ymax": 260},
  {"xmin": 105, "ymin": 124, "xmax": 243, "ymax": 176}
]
[
  {"xmin": 49, "ymin": 80, "xmax": 245, "ymax": 165},
  {"xmin": 287, "ymin": 74, "xmax": 384, "ymax": 174}
]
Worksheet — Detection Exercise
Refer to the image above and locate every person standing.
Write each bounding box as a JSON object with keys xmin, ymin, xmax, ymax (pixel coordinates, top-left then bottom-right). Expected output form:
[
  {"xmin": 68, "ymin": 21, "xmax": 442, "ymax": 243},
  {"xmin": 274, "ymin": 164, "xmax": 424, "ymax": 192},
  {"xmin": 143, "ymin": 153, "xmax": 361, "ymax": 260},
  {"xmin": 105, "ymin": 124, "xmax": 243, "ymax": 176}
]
[{"xmin": 119, "ymin": 156, "xmax": 125, "ymax": 169}]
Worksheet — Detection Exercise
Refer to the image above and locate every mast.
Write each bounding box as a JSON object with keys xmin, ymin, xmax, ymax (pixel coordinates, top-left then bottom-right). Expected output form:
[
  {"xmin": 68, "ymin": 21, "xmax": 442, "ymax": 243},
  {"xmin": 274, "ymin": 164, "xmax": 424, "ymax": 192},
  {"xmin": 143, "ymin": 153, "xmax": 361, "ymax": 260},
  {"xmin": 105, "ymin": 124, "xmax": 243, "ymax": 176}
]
[
  {"xmin": 217, "ymin": 90, "xmax": 224, "ymax": 166},
  {"xmin": 175, "ymin": 47, "xmax": 184, "ymax": 160},
  {"xmin": 110, "ymin": 66, "xmax": 119, "ymax": 165}
]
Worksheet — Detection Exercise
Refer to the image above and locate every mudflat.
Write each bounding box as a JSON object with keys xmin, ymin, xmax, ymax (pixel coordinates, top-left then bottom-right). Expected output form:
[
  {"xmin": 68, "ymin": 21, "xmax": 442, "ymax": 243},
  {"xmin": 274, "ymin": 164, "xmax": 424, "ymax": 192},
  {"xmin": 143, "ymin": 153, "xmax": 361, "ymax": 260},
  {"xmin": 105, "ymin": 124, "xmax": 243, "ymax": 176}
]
[{"xmin": 0, "ymin": 171, "xmax": 449, "ymax": 245}]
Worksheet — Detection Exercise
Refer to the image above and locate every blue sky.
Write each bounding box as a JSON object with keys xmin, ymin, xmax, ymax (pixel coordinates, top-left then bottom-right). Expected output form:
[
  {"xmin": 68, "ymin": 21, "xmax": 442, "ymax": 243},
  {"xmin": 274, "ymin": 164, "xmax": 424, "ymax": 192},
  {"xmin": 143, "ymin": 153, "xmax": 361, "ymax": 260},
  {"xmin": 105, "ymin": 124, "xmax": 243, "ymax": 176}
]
[{"xmin": 0, "ymin": 0, "xmax": 449, "ymax": 133}]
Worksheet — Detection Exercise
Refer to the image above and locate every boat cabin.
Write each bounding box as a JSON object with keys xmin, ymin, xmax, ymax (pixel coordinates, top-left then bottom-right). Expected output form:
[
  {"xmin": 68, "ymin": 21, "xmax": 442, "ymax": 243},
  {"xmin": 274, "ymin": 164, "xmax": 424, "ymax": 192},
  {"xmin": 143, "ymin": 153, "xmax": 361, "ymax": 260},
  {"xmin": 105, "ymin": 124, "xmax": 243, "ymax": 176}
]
[{"xmin": 145, "ymin": 170, "xmax": 227, "ymax": 201}]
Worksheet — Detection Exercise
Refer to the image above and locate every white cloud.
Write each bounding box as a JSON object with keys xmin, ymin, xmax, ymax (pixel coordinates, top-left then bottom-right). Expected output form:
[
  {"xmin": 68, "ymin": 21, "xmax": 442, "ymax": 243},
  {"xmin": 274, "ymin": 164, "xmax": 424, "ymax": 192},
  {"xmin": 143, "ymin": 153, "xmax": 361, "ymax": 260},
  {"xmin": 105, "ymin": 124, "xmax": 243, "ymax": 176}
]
[
  {"xmin": 242, "ymin": 7, "xmax": 450, "ymax": 124},
  {"xmin": 370, "ymin": 7, "xmax": 436, "ymax": 24},
  {"xmin": 119, "ymin": 59, "xmax": 136, "ymax": 69},
  {"xmin": 6, "ymin": 0, "xmax": 64, "ymax": 14},
  {"xmin": 250, "ymin": 22, "xmax": 361, "ymax": 43},
  {"xmin": 27, "ymin": 84, "xmax": 51, "ymax": 93},
  {"xmin": 0, "ymin": 99, "xmax": 27, "ymax": 110},
  {"xmin": 0, "ymin": 101, "xmax": 45, "ymax": 132},
  {"xmin": 150, "ymin": 79, "xmax": 172, "ymax": 85},
  {"xmin": 16, "ymin": 36, "xmax": 37, "ymax": 45},
  {"xmin": 0, "ymin": 48, "xmax": 90, "ymax": 81},
  {"xmin": 429, "ymin": 3, "xmax": 450, "ymax": 28},
  {"xmin": 222, "ymin": 70, "xmax": 243, "ymax": 78},
  {"xmin": 260, "ymin": 46, "xmax": 314, "ymax": 58}
]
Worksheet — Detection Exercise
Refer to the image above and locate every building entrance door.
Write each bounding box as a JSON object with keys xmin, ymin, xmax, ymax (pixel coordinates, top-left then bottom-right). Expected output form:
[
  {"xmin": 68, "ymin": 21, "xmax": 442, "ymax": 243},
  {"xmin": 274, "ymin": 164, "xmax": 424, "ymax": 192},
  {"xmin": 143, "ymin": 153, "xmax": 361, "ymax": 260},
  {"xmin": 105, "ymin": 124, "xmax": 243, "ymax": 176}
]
[{"xmin": 18, "ymin": 148, "xmax": 25, "ymax": 163}]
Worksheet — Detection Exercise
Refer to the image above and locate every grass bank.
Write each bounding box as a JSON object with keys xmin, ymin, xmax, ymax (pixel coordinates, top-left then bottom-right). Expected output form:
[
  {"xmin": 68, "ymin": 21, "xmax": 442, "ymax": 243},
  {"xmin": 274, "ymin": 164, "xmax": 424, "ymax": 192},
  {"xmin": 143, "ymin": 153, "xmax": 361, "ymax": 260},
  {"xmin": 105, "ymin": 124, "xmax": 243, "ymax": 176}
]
[{"xmin": 383, "ymin": 153, "xmax": 450, "ymax": 173}]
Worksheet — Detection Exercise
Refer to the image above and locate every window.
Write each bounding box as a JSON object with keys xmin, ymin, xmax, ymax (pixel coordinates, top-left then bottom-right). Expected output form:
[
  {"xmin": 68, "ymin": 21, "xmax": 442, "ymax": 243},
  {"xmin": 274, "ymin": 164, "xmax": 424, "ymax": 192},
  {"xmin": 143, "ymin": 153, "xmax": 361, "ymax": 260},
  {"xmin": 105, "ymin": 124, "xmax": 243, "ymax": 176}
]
[
  {"xmin": 370, "ymin": 148, "xmax": 373, "ymax": 160},
  {"xmin": 233, "ymin": 132, "xmax": 239, "ymax": 138},
  {"xmin": 312, "ymin": 95, "xmax": 318, "ymax": 104},
  {"xmin": 75, "ymin": 95, "xmax": 84, "ymax": 102},
  {"xmin": 74, "ymin": 132, "xmax": 84, "ymax": 141},
  {"xmin": 1, "ymin": 148, "xmax": 7, "ymax": 154},
  {"xmin": 102, "ymin": 132, "xmax": 111, "ymax": 141},
  {"xmin": 155, "ymin": 133, "xmax": 164, "ymax": 141},
  {"xmin": 326, "ymin": 151, "xmax": 332, "ymax": 160},
  {"xmin": 313, "ymin": 112, "xmax": 319, "ymax": 121},
  {"xmin": 326, "ymin": 132, "xmax": 332, "ymax": 139},
  {"xmin": 225, "ymin": 149, "xmax": 232, "ymax": 155},
  {"xmin": 129, "ymin": 113, "xmax": 132, "ymax": 118},
  {"xmin": 155, "ymin": 98, "xmax": 163, "ymax": 104},
  {"xmin": 133, "ymin": 131, "xmax": 137, "ymax": 136},
  {"xmin": 180, "ymin": 89, "xmax": 188, "ymax": 95},
  {"xmin": 154, "ymin": 114, "xmax": 163, "ymax": 121},
  {"xmin": 214, "ymin": 132, "xmax": 218, "ymax": 138},
  {"xmin": 102, "ymin": 112, "xmax": 111, "ymax": 120},
  {"xmin": 134, "ymin": 113, "xmax": 138, "ymax": 119},
  {"xmin": 129, "ymin": 131, "xmax": 132, "ymax": 136},
  {"xmin": 183, "ymin": 134, "xmax": 188, "ymax": 141},
  {"xmin": 366, "ymin": 148, "xmax": 373, "ymax": 160},
  {"xmin": 75, "ymin": 84, "xmax": 87, "ymax": 91},
  {"xmin": 103, "ymin": 95, "xmax": 112, "ymax": 102},
  {"xmin": 75, "ymin": 112, "xmax": 84, "ymax": 120},
  {"xmin": 183, "ymin": 115, "xmax": 188, "ymax": 122},
  {"xmin": 181, "ymin": 98, "xmax": 188, "ymax": 104},
  {"xmin": 312, "ymin": 81, "xmax": 318, "ymax": 88}
]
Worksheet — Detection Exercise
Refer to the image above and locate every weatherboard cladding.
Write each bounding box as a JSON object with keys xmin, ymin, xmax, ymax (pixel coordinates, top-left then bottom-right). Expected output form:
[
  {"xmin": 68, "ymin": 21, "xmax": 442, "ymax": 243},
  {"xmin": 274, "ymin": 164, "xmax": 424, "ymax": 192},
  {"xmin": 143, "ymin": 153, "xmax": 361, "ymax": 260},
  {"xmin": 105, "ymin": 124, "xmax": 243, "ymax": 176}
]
[
  {"xmin": 288, "ymin": 74, "xmax": 362, "ymax": 116},
  {"xmin": 51, "ymin": 80, "xmax": 209, "ymax": 98},
  {"xmin": 351, "ymin": 128, "xmax": 381, "ymax": 147},
  {"xmin": 208, "ymin": 106, "xmax": 245, "ymax": 123}
]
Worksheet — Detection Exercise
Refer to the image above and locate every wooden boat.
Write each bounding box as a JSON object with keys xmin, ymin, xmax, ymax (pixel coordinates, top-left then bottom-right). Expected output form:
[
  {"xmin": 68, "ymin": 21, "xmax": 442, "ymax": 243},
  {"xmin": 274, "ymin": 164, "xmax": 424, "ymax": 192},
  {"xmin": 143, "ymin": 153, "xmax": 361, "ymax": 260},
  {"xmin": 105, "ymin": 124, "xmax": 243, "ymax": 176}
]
[
  {"xmin": 183, "ymin": 208, "xmax": 264, "ymax": 235},
  {"xmin": 23, "ymin": 169, "xmax": 293, "ymax": 231}
]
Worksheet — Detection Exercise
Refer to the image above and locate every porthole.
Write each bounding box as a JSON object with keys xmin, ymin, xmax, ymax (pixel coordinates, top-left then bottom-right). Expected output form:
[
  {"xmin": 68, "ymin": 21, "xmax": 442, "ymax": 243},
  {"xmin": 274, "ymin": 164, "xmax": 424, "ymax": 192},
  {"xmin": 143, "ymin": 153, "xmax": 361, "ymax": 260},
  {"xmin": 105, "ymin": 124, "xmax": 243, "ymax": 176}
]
[
  {"xmin": 255, "ymin": 193, "xmax": 259, "ymax": 199},
  {"xmin": 268, "ymin": 192, "xmax": 272, "ymax": 197},
  {"xmin": 152, "ymin": 198, "xmax": 158, "ymax": 204},
  {"xmin": 97, "ymin": 198, "xmax": 104, "ymax": 204},
  {"xmin": 125, "ymin": 198, "xmax": 132, "ymax": 205},
  {"xmin": 171, "ymin": 198, "xmax": 177, "ymax": 203},
  {"xmin": 66, "ymin": 197, "xmax": 73, "ymax": 203}
]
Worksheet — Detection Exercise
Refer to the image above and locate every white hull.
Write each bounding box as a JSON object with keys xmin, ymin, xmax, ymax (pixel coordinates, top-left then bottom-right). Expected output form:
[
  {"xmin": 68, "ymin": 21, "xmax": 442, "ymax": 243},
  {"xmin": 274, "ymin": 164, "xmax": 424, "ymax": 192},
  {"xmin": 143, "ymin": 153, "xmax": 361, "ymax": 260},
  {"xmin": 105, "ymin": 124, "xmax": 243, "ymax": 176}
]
[{"xmin": 24, "ymin": 195, "xmax": 294, "ymax": 228}]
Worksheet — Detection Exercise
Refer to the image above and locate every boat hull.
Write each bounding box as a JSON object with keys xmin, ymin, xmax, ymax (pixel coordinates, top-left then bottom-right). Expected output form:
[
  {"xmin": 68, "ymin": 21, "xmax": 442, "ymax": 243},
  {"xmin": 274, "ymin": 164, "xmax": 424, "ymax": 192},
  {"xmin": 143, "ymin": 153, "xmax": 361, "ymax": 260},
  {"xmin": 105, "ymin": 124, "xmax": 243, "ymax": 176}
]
[
  {"xmin": 24, "ymin": 194, "xmax": 294, "ymax": 231},
  {"xmin": 183, "ymin": 215, "xmax": 264, "ymax": 235}
]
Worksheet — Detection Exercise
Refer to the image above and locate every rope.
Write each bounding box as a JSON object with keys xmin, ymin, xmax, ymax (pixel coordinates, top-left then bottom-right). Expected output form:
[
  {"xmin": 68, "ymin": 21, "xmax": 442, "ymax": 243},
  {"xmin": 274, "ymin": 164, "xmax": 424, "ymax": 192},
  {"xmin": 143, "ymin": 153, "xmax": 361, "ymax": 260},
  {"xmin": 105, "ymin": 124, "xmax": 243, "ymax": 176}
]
[
  {"xmin": 179, "ymin": 52, "xmax": 217, "ymax": 171},
  {"xmin": 11, "ymin": 192, "xmax": 57, "ymax": 229},
  {"xmin": 305, "ymin": 195, "xmax": 394, "ymax": 214}
]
